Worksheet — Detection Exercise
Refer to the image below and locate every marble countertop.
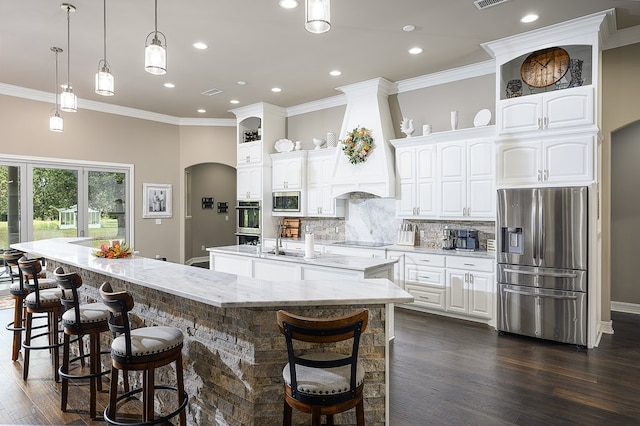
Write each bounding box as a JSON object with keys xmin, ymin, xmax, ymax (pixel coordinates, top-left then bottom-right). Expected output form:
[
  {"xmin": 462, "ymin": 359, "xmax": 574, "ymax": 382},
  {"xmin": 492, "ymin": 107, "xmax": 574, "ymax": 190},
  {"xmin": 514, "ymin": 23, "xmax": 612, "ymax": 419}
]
[
  {"xmin": 208, "ymin": 245, "xmax": 398, "ymax": 271},
  {"xmin": 266, "ymin": 237, "xmax": 495, "ymax": 259},
  {"xmin": 12, "ymin": 238, "xmax": 413, "ymax": 308}
]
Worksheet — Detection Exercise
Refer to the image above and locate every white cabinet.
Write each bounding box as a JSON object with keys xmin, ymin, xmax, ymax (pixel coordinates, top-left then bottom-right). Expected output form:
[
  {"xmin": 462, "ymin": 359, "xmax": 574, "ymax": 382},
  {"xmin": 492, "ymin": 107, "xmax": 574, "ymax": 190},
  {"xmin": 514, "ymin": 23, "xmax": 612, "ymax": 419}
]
[
  {"xmin": 438, "ymin": 139, "xmax": 495, "ymax": 219},
  {"xmin": 497, "ymin": 134, "xmax": 594, "ymax": 186},
  {"xmin": 445, "ymin": 256, "xmax": 494, "ymax": 319},
  {"xmin": 307, "ymin": 149, "xmax": 345, "ymax": 217},
  {"xmin": 237, "ymin": 141, "xmax": 263, "ymax": 166},
  {"xmin": 386, "ymin": 250, "xmax": 405, "ymax": 289},
  {"xmin": 271, "ymin": 152, "xmax": 306, "ymax": 190},
  {"xmin": 402, "ymin": 252, "xmax": 446, "ymax": 311},
  {"xmin": 395, "ymin": 144, "xmax": 437, "ymax": 218},
  {"xmin": 237, "ymin": 166, "xmax": 262, "ymax": 200},
  {"xmin": 497, "ymin": 86, "xmax": 594, "ymax": 135}
]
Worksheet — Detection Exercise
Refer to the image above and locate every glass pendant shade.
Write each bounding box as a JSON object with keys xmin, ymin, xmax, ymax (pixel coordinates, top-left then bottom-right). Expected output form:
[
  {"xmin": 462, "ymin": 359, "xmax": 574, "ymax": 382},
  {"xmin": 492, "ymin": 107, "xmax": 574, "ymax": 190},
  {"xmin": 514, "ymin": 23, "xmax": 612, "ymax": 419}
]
[
  {"xmin": 305, "ymin": 0, "xmax": 330, "ymax": 34},
  {"xmin": 95, "ymin": 62, "xmax": 115, "ymax": 96},
  {"xmin": 60, "ymin": 85, "xmax": 77, "ymax": 112},
  {"xmin": 145, "ymin": 34, "xmax": 167, "ymax": 75},
  {"xmin": 49, "ymin": 109, "xmax": 64, "ymax": 132}
]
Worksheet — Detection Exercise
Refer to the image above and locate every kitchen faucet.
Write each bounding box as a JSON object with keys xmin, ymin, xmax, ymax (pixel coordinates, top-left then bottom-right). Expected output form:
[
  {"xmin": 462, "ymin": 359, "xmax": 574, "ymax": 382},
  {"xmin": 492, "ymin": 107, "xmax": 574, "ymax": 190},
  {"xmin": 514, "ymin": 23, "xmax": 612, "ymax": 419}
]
[{"xmin": 275, "ymin": 220, "xmax": 284, "ymax": 255}]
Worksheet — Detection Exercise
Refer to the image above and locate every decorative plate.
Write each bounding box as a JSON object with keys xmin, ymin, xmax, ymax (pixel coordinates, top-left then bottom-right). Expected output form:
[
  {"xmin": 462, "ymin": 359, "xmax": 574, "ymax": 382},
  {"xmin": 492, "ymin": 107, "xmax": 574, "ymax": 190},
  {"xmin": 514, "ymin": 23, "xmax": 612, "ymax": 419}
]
[
  {"xmin": 473, "ymin": 109, "xmax": 492, "ymax": 127},
  {"xmin": 274, "ymin": 139, "xmax": 294, "ymax": 153}
]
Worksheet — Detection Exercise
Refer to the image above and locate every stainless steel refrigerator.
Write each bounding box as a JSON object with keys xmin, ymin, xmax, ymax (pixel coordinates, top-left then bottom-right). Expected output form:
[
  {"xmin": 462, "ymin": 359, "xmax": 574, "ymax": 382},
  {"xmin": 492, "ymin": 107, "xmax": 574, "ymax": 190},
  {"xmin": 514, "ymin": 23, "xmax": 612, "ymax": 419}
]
[{"xmin": 496, "ymin": 186, "xmax": 588, "ymax": 346}]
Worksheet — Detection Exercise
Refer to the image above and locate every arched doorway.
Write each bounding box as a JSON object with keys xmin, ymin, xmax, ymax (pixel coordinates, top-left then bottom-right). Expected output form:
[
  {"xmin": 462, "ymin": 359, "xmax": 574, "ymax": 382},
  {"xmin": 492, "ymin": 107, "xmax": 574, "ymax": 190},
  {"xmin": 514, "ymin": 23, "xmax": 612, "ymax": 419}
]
[{"xmin": 184, "ymin": 162, "xmax": 237, "ymax": 265}]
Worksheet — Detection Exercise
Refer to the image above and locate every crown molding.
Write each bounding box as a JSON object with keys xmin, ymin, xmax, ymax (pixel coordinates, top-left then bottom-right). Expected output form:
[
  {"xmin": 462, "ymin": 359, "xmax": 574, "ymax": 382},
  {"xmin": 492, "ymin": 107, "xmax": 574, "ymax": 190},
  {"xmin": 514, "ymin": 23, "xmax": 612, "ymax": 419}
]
[
  {"xmin": 286, "ymin": 94, "xmax": 347, "ymax": 117},
  {"xmin": 396, "ymin": 60, "xmax": 495, "ymax": 93},
  {"xmin": 603, "ymin": 24, "xmax": 640, "ymax": 50},
  {"xmin": 178, "ymin": 118, "xmax": 236, "ymax": 126}
]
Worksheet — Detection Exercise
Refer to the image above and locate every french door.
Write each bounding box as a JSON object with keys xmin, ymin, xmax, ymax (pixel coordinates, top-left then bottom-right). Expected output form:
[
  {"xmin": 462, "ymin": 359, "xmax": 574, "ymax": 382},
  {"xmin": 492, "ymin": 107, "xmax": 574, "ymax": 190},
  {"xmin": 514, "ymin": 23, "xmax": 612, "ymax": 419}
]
[{"xmin": 1, "ymin": 156, "xmax": 133, "ymax": 291}]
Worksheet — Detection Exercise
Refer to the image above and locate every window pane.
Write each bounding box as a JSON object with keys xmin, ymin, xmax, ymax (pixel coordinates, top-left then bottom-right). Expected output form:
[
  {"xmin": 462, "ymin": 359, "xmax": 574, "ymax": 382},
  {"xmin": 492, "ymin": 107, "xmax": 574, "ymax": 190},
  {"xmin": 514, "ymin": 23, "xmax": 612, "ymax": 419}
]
[
  {"xmin": 0, "ymin": 165, "xmax": 21, "ymax": 250},
  {"xmin": 32, "ymin": 167, "xmax": 78, "ymax": 241},
  {"xmin": 87, "ymin": 171, "xmax": 127, "ymax": 248}
]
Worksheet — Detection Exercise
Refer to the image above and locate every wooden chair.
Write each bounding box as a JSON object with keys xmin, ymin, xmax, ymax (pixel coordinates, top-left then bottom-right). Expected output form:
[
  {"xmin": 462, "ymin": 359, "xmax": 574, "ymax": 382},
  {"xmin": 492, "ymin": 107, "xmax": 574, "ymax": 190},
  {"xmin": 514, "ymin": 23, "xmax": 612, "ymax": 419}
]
[
  {"xmin": 276, "ymin": 308, "xmax": 369, "ymax": 426},
  {"xmin": 54, "ymin": 267, "xmax": 111, "ymax": 419},
  {"xmin": 4, "ymin": 250, "xmax": 57, "ymax": 361},
  {"xmin": 99, "ymin": 281, "xmax": 188, "ymax": 425},
  {"xmin": 18, "ymin": 256, "xmax": 62, "ymax": 381}
]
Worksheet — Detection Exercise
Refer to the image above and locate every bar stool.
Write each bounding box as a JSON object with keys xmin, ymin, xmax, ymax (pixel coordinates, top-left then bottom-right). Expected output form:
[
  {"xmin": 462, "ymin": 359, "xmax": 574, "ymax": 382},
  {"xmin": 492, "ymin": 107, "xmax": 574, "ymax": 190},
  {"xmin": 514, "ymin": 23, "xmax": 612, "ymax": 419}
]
[
  {"xmin": 18, "ymin": 257, "xmax": 62, "ymax": 381},
  {"xmin": 4, "ymin": 250, "xmax": 58, "ymax": 361},
  {"xmin": 99, "ymin": 282, "xmax": 188, "ymax": 425},
  {"xmin": 276, "ymin": 308, "xmax": 369, "ymax": 426},
  {"xmin": 54, "ymin": 267, "xmax": 111, "ymax": 419}
]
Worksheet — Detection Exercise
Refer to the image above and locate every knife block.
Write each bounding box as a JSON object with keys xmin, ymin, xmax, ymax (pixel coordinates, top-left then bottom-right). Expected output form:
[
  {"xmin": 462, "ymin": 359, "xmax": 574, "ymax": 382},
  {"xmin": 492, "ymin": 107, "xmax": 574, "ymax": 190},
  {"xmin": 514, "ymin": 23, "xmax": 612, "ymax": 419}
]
[{"xmin": 397, "ymin": 229, "xmax": 418, "ymax": 246}]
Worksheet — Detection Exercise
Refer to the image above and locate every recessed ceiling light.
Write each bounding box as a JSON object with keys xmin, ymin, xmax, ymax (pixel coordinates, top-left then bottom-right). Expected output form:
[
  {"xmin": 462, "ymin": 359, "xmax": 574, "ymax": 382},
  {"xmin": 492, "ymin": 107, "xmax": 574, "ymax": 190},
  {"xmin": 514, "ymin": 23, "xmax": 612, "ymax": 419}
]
[
  {"xmin": 193, "ymin": 42, "xmax": 208, "ymax": 50},
  {"xmin": 164, "ymin": 83, "xmax": 175, "ymax": 88},
  {"xmin": 329, "ymin": 70, "xmax": 342, "ymax": 77},
  {"xmin": 408, "ymin": 47, "xmax": 423, "ymax": 55},
  {"xmin": 271, "ymin": 87, "xmax": 282, "ymax": 93},
  {"xmin": 230, "ymin": 99, "xmax": 240, "ymax": 104},
  {"xmin": 237, "ymin": 81, "xmax": 246, "ymax": 85},
  {"xmin": 197, "ymin": 109, "xmax": 206, "ymax": 113},
  {"xmin": 402, "ymin": 25, "xmax": 416, "ymax": 32},
  {"xmin": 279, "ymin": 0, "xmax": 299, "ymax": 9},
  {"xmin": 520, "ymin": 14, "xmax": 539, "ymax": 23}
]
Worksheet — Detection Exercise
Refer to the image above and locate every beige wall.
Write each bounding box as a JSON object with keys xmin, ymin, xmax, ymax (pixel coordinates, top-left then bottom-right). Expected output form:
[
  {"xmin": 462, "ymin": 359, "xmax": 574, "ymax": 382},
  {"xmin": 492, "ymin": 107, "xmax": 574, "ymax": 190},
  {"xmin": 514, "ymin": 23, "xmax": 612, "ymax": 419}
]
[
  {"xmin": 395, "ymin": 74, "xmax": 496, "ymax": 135},
  {"xmin": 286, "ymin": 106, "xmax": 346, "ymax": 150},
  {"xmin": 601, "ymin": 42, "xmax": 640, "ymax": 320},
  {"xmin": 611, "ymin": 121, "xmax": 640, "ymax": 303},
  {"xmin": 0, "ymin": 95, "xmax": 237, "ymax": 262}
]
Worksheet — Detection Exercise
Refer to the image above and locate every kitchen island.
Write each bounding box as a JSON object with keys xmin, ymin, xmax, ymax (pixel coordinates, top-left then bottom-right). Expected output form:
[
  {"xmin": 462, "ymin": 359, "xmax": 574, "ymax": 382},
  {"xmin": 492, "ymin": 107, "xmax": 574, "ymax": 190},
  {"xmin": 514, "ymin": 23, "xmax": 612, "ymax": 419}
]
[{"xmin": 12, "ymin": 238, "xmax": 412, "ymax": 426}]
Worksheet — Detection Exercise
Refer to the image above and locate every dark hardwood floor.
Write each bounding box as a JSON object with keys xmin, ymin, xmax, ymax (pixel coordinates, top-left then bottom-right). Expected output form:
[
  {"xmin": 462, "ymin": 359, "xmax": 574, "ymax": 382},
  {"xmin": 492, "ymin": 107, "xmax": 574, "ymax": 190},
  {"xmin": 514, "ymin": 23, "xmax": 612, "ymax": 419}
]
[
  {"xmin": 390, "ymin": 308, "xmax": 640, "ymax": 426},
  {"xmin": 1, "ymin": 305, "xmax": 639, "ymax": 425}
]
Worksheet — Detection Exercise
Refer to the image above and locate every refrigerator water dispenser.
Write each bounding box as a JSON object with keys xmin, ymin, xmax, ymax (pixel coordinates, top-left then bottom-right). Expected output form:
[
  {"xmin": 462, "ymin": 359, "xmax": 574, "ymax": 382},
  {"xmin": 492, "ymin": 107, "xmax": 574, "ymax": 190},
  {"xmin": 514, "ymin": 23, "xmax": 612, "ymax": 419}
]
[{"xmin": 501, "ymin": 227, "xmax": 523, "ymax": 254}]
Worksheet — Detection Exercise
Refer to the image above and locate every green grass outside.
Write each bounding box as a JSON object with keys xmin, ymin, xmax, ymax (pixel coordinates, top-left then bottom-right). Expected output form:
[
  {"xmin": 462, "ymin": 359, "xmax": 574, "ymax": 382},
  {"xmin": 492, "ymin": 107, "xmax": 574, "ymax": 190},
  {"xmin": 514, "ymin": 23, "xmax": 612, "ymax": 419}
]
[{"xmin": 0, "ymin": 219, "xmax": 121, "ymax": 249}]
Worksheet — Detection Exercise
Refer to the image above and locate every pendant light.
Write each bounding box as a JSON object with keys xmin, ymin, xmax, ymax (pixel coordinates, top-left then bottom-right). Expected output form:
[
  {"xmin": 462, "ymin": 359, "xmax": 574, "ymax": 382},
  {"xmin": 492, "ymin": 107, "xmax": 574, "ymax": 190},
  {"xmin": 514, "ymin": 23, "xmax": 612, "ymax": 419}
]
[
  {"xmin": 49, "ymin": 47, "xmax": 64, "ymax": 132},
  {"xmin": 60, "ymin": 3, "xmax": 77, "ymax": 112},
  {"xmin": 144, "ymin": 0, "xmax": 167, "ymax": 75},
  {"xmin": 305, "ymin": 0, "xmax": 330, "ymax": 34},
  {"xmin": 95, "ymin": 0, "xmax": 114, "ymax": 96}
]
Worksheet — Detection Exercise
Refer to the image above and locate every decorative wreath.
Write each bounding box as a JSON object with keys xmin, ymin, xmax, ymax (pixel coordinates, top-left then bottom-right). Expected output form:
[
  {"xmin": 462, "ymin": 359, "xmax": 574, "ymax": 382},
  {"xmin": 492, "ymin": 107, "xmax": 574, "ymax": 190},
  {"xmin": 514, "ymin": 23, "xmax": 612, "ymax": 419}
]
[{"xmin": 341, "ymin": 126, "xmax": 375, "ymax": 164}]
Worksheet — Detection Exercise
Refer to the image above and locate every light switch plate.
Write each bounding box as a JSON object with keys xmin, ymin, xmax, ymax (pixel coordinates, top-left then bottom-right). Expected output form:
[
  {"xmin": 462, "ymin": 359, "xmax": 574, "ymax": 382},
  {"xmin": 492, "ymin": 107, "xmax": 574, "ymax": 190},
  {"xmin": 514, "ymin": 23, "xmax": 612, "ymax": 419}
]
[{"xmin": 155, "ymin": 219, "xmax": 162, "ymax": 225}]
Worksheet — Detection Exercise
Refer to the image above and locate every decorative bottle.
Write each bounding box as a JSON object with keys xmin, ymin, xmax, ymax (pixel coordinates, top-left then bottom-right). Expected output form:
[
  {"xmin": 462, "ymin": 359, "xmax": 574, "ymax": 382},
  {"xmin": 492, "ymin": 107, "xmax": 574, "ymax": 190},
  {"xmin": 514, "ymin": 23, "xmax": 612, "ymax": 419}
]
[{"xmin": 450, "ymin": 111, "xmax": 458, "ymax": 131}]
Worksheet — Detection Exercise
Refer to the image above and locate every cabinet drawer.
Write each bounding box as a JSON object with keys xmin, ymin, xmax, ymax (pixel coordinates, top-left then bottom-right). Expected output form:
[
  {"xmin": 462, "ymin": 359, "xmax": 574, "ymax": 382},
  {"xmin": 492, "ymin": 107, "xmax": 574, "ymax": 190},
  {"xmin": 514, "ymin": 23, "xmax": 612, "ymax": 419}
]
[
  {"xmin": 404, "ymin": 252, "xmax": 446, "ymax": 268},
  {"xmin": 446, "ymin": 256, "xmax": 494, "ymax": 272},
  {"xmin": 406, "ymin": 266, "xmax": 444, "ymax": 287},
  {"xmin": 406, "ymin": 284, "xmax": 445, "ymax": 310}
]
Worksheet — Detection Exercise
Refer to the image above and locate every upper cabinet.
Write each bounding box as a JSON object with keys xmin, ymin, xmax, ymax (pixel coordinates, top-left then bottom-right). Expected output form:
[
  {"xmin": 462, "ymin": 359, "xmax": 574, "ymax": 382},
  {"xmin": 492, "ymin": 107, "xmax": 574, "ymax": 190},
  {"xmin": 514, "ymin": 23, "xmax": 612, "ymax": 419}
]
[
  {"xmin": 482, "ymin": 11, "xmax": 613, "ymax": 188},
  {"xmin": 391, "ymin": 126, "xmax": 495, "ymax": 221},
  {"xmin": 271, "ymin": 151, "xmax": 306, "ymax": 191},
  {"xmin": 498, "ymin": 86, "xmax": 594, "ymax": 135},
  {"xmin": 307, "ymin": 149, "xmax": 345, "ymax": 217}
]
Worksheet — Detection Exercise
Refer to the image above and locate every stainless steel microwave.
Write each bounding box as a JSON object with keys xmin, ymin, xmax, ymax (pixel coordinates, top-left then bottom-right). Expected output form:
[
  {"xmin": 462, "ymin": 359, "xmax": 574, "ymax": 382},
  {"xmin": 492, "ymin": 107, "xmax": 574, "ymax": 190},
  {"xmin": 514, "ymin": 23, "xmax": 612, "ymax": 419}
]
[{"xmin": 273, "ymin": 191, "xmax": 300, "ymax": 212}]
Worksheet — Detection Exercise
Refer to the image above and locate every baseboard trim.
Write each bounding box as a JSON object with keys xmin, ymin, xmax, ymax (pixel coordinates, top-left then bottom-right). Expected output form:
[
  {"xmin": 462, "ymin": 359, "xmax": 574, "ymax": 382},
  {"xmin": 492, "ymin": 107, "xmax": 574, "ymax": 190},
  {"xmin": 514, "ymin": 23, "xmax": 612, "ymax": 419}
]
[
  {"xmin": 185, "ymin": 256, "xmax": 209, "ymax": 266},
  {"xmin": 611, "ymin": 301, "xmax": 640, "ymax": 315}
]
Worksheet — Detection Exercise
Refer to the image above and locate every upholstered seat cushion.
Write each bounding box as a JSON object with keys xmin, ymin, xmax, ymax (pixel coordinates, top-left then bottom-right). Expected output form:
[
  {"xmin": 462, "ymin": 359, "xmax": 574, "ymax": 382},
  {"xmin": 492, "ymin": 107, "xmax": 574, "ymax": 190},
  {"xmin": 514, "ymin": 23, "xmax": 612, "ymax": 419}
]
[
  {"xmin": 62, "ymin": 302, "xmax": 110, "ymax": 325},
  {"xmin": 283, "ymin": 352, "xmax": 365, "ymax": 396},
  {"xmin": 24, "ymin": 288, "xmax": 62, "ymax": 305},
  {"xmin": 112, "ymin": 326, "xmax": 183, "ymax": 358},
  {"xmin": 9, "ymin": 278, "xmax": 57, "ymax": 294}
]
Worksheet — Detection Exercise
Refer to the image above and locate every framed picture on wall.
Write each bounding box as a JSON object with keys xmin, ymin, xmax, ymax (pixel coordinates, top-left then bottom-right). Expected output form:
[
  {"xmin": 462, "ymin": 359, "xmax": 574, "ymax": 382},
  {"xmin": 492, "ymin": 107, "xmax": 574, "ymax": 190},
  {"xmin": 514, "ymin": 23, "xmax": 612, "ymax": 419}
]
[{"xmin": 142, "ymin": 183, "xmax": 172, "ymax": 218}]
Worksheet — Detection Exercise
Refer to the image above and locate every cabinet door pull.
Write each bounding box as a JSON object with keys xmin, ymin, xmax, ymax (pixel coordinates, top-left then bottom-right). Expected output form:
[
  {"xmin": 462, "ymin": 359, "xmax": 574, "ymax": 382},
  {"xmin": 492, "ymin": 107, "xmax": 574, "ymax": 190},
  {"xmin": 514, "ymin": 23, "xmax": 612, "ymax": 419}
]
[
  {"xmin": 537, "ymin": 170, "xmax": 542, "ymax": 181},
  {"xmin": 544, "ymin": 117, "xmax": 549, "ymax": 129},
  {"xmin": 464, "ymin": 273, "xmax": 469, "ymax": 283},
  {"xmin": 463, "ymin": 263, "xmax": 475, "ymax": 266},
  {"xmin": 543, "ymin": 169, "xmax": 549, "ymax": 181},
  {"xmin": 418, "ymin": 275, "xmax": 432, "ymax": 280},
  {"xmin": 246, "ymin": 155, "xmax": 250, "ymax": 163},
  {"xmin": 537, "ymin": 118, "xmax": 543, "ymax": 130},
  {"xmin": 469, "ymin": 274, "xmax": 474, "ymax": 284}
]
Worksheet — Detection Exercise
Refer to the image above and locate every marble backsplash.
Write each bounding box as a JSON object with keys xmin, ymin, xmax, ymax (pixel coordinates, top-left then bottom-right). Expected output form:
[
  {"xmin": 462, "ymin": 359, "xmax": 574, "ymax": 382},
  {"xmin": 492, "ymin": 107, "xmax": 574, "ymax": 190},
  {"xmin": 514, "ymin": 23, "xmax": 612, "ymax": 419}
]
[{"xmin": 298, "ymin": 195, "xmax": 495, "ymax": 250}]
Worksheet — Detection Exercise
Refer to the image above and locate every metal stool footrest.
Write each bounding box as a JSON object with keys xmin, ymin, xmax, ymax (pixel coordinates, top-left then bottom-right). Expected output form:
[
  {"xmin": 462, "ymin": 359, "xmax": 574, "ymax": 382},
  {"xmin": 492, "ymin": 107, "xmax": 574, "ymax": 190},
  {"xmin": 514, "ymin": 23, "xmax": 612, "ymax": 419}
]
[
  {"xmin": 59, "ymin": 349, "xmax": 111, "ymax": 381},
  {"xmin": 103, "ymin": 385, "xmax": 188, "ymax": 426}
]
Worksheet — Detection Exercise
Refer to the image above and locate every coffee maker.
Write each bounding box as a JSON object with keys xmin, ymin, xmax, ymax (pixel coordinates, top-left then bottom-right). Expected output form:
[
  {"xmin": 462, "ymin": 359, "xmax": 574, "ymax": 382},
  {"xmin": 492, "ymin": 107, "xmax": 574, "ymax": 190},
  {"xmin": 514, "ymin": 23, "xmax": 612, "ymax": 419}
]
[
  {"xmin": 442, "ymin": 227, "xmax": 455, "ymax": 250},
  {"xmin": 455, "ymin": 229, "xmax": 479, "ymax": 251}
]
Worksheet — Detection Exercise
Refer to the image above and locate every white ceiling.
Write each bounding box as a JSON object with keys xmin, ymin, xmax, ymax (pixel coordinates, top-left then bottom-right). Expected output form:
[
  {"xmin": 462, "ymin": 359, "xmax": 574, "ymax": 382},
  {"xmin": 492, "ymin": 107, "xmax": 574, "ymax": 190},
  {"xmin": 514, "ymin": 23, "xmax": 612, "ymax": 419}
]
[{"xmin": 1, "ymin": 0, "xmax": 640, "ymax": 119}]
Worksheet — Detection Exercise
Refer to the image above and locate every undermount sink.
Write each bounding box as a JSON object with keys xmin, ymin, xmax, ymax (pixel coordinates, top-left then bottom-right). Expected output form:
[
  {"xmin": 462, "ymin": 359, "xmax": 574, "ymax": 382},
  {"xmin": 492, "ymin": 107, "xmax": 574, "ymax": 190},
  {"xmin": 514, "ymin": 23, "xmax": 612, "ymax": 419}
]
[{"xmin": 264, "ymin": 249, "xmax": 306, "ymax": 258}]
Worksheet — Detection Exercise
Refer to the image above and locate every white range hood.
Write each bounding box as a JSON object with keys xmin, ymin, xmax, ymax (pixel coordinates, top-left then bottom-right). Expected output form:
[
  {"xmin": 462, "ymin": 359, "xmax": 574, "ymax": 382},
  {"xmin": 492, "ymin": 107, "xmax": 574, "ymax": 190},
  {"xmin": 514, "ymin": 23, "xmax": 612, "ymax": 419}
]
[{"xmin": 330, "ymin": 78, "xmax": 397, "ymax": 198}]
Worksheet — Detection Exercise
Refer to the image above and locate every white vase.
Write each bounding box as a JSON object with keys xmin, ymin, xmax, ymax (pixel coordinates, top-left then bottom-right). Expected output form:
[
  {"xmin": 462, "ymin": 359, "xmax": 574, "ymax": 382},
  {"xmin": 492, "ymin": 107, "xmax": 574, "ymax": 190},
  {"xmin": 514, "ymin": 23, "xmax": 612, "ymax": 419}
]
[
  {"xmin": 326, "ymin": 132, "xmax": 337, "ymax": 147},
  {"xmin": 450, "ymin": 111, "xmax": 458, "ymax": 131}
]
